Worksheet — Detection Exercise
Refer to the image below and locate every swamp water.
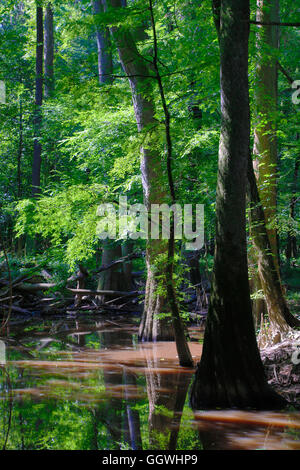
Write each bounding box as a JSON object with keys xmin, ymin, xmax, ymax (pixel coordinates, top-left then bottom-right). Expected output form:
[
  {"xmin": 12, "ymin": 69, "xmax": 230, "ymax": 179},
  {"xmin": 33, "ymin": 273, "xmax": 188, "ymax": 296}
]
[{"xmin": 0, "ymin": 314, "xmax": 299, "ymax": 450}]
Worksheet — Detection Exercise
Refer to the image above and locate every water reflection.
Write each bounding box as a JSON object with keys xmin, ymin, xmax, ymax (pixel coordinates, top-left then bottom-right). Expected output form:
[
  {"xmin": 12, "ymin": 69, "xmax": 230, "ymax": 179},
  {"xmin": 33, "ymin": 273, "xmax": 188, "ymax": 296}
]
[{"xmin": 0, "ymin": 316, "xmax": 299, "ymax": 450}]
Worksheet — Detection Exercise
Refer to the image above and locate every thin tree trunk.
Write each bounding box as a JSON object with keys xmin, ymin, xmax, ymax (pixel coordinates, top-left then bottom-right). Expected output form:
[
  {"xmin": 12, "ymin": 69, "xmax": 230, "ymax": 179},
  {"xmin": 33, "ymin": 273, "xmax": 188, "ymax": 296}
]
[
  {"xmin": 190, "ymin": 0, "xmax": 286, "ymax": 410},
  {"xmin": 286, "ymin": 151, "xmax": 299, "ymax": 261},
  {"xmin": 93, "ymin": 0, "xmax": 113, "ymax": 84},
  {"xmin": 32, "ymin": 5, "xmax": 43, "ymax": 197},
  {"xmin": 17, "ymin": 97, "xmax": 23, "ymax": 199},
  {"xmin": 44, "ymin": 3, "xmax": 54, "ymax": 98}
]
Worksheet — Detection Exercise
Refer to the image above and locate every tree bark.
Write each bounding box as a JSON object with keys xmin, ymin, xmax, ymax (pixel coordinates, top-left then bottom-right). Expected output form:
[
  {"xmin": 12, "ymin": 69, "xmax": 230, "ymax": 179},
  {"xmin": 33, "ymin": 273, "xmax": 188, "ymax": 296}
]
[
  {"xmin": 251, "ymin": 1, "xmax": 300, "ymax": 336},
  {"xmin": 253, "ymin": 0, "xmax": 279, "ymax": 272},
  {"xmin": 247, "ymin": 153, "xmax": 300, "ymax": 338},
  {"xmin": 190, "ymin": 0, "xmax": 286, "ymax": 410},
  {"xmin": 286, "ymin": 152, "xmax": 299, "ymax": 261},
  {"xmin": 32, "ymin": 5, "xmax": 43, "ymax": 197},
  {"xmin": 17, "ymin": 96, "xmax": 23, "ymax": 199},
  {"xmin": 107, "ymin": 0, "xmax": 175, "ymax": 342},
  {"xmin": 44, "ymin": 3, "xmax": 54, "ymax": 98},
  {"xmin": 93, "ymin": 0, "xmax": 113, "ymax": 84}
]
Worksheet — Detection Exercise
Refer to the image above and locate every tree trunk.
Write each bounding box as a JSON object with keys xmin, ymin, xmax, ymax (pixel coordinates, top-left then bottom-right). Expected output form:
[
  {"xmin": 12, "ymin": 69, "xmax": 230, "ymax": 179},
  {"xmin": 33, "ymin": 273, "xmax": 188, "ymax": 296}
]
[
  {"xmin": 247, "ymin": 153, "xmax": 300, "ymax": 343},
  {"xmin": 286, "ymin": 152, "xmax": 299, "ymax": 262},
  {"xmin": 32, "ymin": 5, "xmax": 43, "ymax": 197},
  {"xmin": 93, "ymin": 0, "xmax": 113, "ymax": 84},
  {"xmin": 253, "ymin": 0, "xmax": 279, "ymax": 272},
  {"xmin": 121, "ymin": 240, "xmax": 134, "ymax": 290},
  {"xmin": 190, "ymin": 0, "xmax": 286, "ymax": 410},
  {"xmin": 17, "ymin": 96, "xmax": 23, "ymax": 199},
  {"xmin": 97, "ymin": 243, "xmax": 130, "ymax": 303},
  {"xmin": 107, "ymin": 0, "xmax": 174, "ymax": 342},
  {"xmin": 44, "ymin": 3, "xmax": 54, "ymax": 98}
]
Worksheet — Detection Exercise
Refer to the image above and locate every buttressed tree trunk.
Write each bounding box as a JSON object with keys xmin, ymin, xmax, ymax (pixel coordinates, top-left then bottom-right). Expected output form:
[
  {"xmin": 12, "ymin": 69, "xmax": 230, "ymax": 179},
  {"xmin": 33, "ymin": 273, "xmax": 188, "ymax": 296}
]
[
  {"xmin": 93, "ymin": 0, "xmax": 113, "ymax": 84},
  {"xmin": 190, "ymin": 0, "xmax": 286, "ymax": 410},
  {"xmin": 107, "ymin": 0, "xmax": 174, "ymax": 341},
  {"xmin": 32, "ymin": 4, "xmax": 43, "ymax": 197},
  {"xmin": 44, "ymin": 3, "xmax": 54, "ymax": 98}
]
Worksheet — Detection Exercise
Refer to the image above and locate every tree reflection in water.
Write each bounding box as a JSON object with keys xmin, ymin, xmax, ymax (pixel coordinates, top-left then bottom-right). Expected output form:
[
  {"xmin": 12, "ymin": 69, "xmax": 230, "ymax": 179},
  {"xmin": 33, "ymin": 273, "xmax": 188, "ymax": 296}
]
[{"xmin": 0, "ymin": 317, "xmax": 299, "ymax": 450}]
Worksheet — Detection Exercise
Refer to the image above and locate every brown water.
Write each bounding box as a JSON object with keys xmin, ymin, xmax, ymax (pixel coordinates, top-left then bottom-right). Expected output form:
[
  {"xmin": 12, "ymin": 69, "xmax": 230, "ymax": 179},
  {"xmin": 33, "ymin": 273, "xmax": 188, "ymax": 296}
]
[{"xmin": 0, "ymin": 315, "xmax": 299, "ymax": 450}]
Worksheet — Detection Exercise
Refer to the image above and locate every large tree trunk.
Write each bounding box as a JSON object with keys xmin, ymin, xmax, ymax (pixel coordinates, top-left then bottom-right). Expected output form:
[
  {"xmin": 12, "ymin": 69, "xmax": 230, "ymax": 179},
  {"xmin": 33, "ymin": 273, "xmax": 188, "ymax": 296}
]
[
  {"xmin": 107, "ymin": 0, "xmax": 174, "ymax": 342},
  {"xmin": 44, "ymin": 3, "xmax": 54, "ymax": 98},
  {"xmin": 32, "ymin": 5, "xmax": 43, "ymax": 197},
  {"xmin": 93, "ymin": 0, "xmax": 113, "ymax": 84},
  {"xmin": 190, "ymin": 0, "xmax": 286, "ymax": 410}
]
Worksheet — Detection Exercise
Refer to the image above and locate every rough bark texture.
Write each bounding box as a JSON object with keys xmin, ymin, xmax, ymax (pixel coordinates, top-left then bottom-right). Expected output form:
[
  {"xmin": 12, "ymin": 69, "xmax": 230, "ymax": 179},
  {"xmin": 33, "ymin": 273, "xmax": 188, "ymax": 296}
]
[
  {"xmin": 253, "ymin": 0, "xmax": 279, "ymax": 272},
  {"xmin": 190, "ymin": 0, "xmax": 286, "ymax": 410},
  {"xmin": 247, "ymin": 154, "xmax": 300, "ymax": 340},
  {"xmin": 44, "ymin": 3, "xmax": 54, "ymax": 98},
  {"xmin": 93, "ymin": 0, "xmax": 113, "ymax": 84},
  {"xmin": 250, "ymin": 3, "xmax": 299, "ymax": 335},
  {"xmin": 32, "ymin": 5, "xmax": 43, "ymax": 197},
  {"xmin": 108, "ymin": 0, "xmax": 174, "ymax": 342}
]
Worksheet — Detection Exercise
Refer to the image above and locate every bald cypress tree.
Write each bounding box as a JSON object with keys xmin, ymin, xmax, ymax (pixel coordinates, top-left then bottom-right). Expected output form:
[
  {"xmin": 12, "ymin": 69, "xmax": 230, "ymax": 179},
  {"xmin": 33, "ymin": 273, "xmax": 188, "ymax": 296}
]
[{"xmin": 190, "ymin": 0, "xmax": 286, "ymax": 410}]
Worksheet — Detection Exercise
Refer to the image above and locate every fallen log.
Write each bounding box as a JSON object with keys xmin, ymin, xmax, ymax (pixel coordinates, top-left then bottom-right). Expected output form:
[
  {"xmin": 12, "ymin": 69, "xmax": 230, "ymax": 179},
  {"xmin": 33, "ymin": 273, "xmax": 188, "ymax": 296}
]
[
  {"xmin": 0, "ymin": 304, "xmax": 32, "ymax": 315},
  {"xmin": 15, "ymin": 283, "xmax": 57, "ymax": 292},
  {"xmin": 67, "ymin": 288, "xmax": 141, "ymax": 297}
]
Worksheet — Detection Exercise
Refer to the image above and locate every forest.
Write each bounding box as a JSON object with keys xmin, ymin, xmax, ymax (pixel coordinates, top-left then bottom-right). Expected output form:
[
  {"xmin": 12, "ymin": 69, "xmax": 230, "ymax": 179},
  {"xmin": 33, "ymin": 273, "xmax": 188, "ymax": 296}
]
[{"xmin": 0, "ymin": 0, "xmax": 300, "ymax": 453}]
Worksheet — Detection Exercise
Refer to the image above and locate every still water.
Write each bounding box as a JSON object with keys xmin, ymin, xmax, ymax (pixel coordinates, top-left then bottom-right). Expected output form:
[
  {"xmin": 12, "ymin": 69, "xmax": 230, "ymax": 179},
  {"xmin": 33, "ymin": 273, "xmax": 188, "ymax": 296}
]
[{"xmin": 0, "ymin": 314, "xmax": 299, "ymax": 450}]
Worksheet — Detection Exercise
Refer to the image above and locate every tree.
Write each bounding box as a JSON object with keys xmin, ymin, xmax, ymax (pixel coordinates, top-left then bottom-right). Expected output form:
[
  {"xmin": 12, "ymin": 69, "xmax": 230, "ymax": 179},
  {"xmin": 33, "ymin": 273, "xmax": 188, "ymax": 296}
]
[
  {"xmin": 190, "ymin": 0, "xmax": 286, "ymax": 410},
  {"xmin": 250, "ymin": 0, "xmax": 300, "ymax": 339},
  {"xmin": 106, "ymin": 0, "xmax": 193, "ymax": 367},
  {"xmin": 32, "ymin": 3, "xmax": 43, "ymax": 197},
  {"xmin": 253, "ymin": 0, "xmax": 280, "ymax": 272},
  {"xmin": 106, "ymin": 0, "xmax": 176, "ymax": 342},
  {"xmin": 93, "ymin": 0, "xmax": 113, "ymax": 85},
  {"xmin": 247, "ymin": 152, "xmax": 300, "ymax": 348},
  {"xmin": 44, "ymin": 2, "xmax": 54, "ymax": 98}
]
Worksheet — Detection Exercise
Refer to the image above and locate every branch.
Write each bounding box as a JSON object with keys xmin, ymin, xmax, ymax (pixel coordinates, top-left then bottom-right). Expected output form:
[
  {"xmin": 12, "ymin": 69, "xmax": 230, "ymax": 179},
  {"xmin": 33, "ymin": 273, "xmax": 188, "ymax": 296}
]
[
  {"xmin": 67, "ymin": 288, "xmax": 140, "ymax": 297},
  {"xmin": 92, "ymin": 250, "xmax": 144, "ymax": 275},
  {"xmin": 250, "ymin": 20, "xmax": 300, "ymax": 27},
  {"xmin": 277, "ymin": 61, "xmax": 295, "ymax": 85}
]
